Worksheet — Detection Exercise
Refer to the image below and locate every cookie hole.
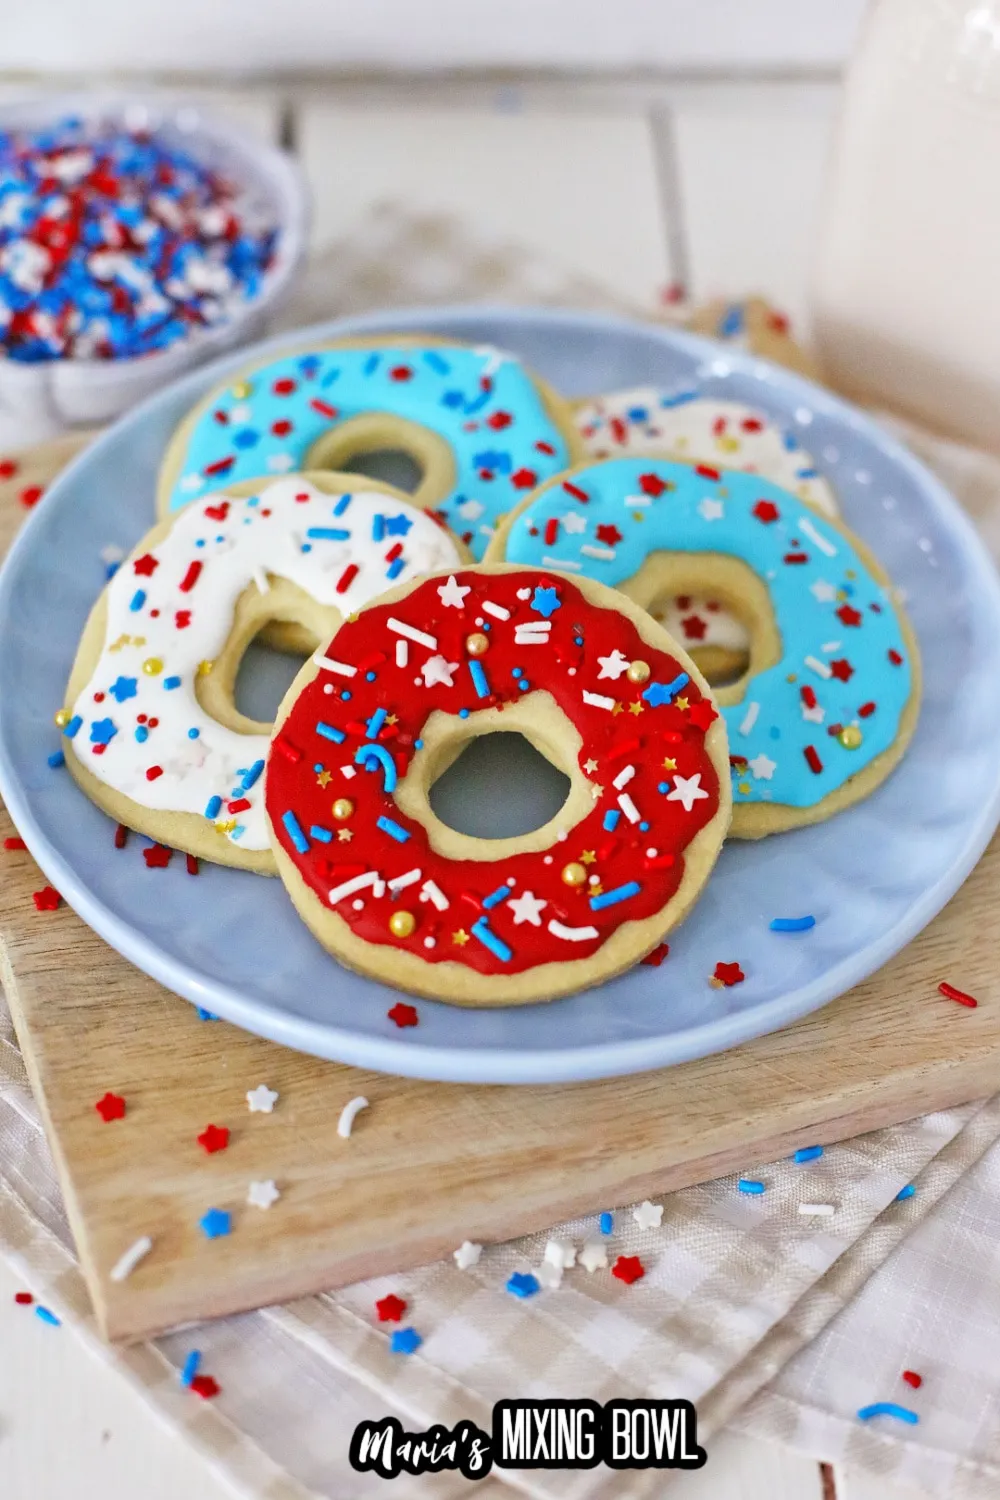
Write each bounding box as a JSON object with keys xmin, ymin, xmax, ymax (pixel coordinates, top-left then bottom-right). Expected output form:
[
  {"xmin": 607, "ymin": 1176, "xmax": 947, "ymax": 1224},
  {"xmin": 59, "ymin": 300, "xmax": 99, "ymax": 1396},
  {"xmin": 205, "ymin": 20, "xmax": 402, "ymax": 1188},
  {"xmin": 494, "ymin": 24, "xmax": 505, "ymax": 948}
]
[
  {"xmin": 338, "ymin": 447, "xmax": 423, "ymax": 494},
  {"xmin": 233, "ymin": 634, "xmax": 309, "ymax": 725},
  {"xmin": 428, "ymin": 732, "xmax": 571, "ymax": 839}
]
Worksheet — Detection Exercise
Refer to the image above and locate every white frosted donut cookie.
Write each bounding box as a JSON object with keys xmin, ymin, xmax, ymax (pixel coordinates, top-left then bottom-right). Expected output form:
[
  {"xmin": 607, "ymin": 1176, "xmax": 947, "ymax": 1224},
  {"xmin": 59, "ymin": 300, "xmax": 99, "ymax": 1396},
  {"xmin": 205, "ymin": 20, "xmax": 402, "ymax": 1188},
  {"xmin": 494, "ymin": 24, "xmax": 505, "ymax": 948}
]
[
  {"xmin": 60, "ymin": 474, "xmax": 465, "ymax": 871},
  {"xmin": 575, "ymin": 388, "xmax": 840, "ymax": 682}
]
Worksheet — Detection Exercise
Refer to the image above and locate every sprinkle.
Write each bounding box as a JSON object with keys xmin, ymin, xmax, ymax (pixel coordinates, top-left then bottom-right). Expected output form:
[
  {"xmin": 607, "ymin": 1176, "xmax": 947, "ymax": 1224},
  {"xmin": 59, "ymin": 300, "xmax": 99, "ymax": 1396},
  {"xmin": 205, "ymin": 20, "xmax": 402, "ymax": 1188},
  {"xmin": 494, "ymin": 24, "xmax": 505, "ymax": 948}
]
[
  {"xmin": 34, "ymin": 1306, "xmax": 61, "ymax": 1327},
  {"xmin": 896, "ymin": 1184, "xmax": 916, "ymax": 1200},
  {"xmin": 548, "ymin": 919, "xmax": 599, "ymax": 941},
  {"xmin": 205, "ymin": 794, "xmax": 222, "ymax": 819},
  {"xmin": 387, "ymin": 617, "xmax": 437, "ymax": 649},
  {"xmin": 612, "ymin": 1255, "xmax": 644, "ymax": 1285},
  {"xmin": 337, "ymin": 1095, "xmax": 369, "ymax": 1138},
  {"xmin": 129, "ymin": 589, "xmax": 146, "ymax": 611},
  {"xmin": 246, "ymin": 1084, "xmax": 279, "ymax": 1113},
  {"xmin": 180, "ymin": 1351, "xmax": 201, "ymax": 1386},
  {"xmin": 590, "ymin": 881, "xmax": 641, "ymax": 911},
  {"xmin": 642, "ymin": 943, "xmax": 670, "ymax": 966},
  {"xmin": 617, "ymin": 793, "xmax": 641, "ymax": 824},
  {"xmin": 798, "ymin": 1202, "xmax": 835, "ymax": 1216},
  {"xmin": 738, "ymin": 1179, "xmax": 766, "ymax": 1194},
  {"xmin": 612, "ymin": 764, "xmax": 635, "ymax": 790},
  {"xmin": 771, "ymin": 916, "xmax": 817, "ymax": 932},
  {"xmin": 388, "ymin": 1002, "xmax": 419, "ymax": 1027},
  {"xmin": 198, "ymin": 1209, "xmax": 231, "ymax": 1240},
  {"xmin": 506, "ymin": 1272, "xmax": 540, "ymax": 1298},
  {"xmin": 313, "ymin": 654, "xmax": 357, "ymax": 678},
  {"xmin": 419, "ymin": 879, "xmax": 449, "ymax": 911},
  {"xmin": 390, "ymin": 1328, "xmax": 423, "ymax": 1354},
  {"xmin": 366, "ymin": 706, "xmax": 387, "ymax": 740},
  {"xmin": 602, "ymin": 809, "xmax": 620, "ymax": 832},
  {"xmin": 252, "ymin": 566, "xmax": 269, "ymax": 594},
  {"xmin": 467, "ymin": 659, "xmax": 491, "ymax": 700},
  {"xmin": 799, "ymin": 517, "xmax": 838, "ymax": 557},
  {"xmin": 197, "ymin": 1123, "xmax": 230, "ymax": 1154},
  {"xmin": 377, "ymin": 816, "xmax": 410, "ymax": 844},
  {"xmin": 47, "ymin": 750, "xmax": 65, "ymax": 768},
  {"xmin": 581, "ymin": 544, "xmax": 616, "ymax": 560},
  {"xmin": 471, "ymin": 917, "xmax": 513, "ymax": 962},
  {"xmin": 376, "ymin": 1294, "xmax": 408, "ymax": 1322},
  {"xmin": 106, "ymin": 1232, "xmax": 154, "ymax": 1284},
  {"xmin": 563, "ymin": 481, "xmax": 589, "ymax": 503},
  {"xmin": 939, "ymin": 981, "xmax": 978, "ymax": 1008},
  {"xmin": 14, "ymin": 1292, "xmax": 33, "ymax": 1304},
  {"xmin": 902, "ymin": 1371, "xmax": 923, "ymax": 1389},
  {"xmin": 804, "ymin": 745, "xmax": 824, "ymax": 774},
  {"xmin": 332, "ymin": 493, "xmax": 353, "ymax": 515},
  {"xmin": 178, "ymin": 561, "xmax": 202, "ymax": 593},
  {"xmin": 793, "ymin": 1145, "xmax": 824, "ymax": 1163},
  {"xmin": 240, "ymin": 759, "xmax": 265, "ymax": 791},
  {"xmin": 190, "ymin": 1375, "xmax": 221, "ymax": 1399},
  {"xmin": 315, "ymin": 721, "xmax": 346, "ymax": 744},
  {"xmin": 453, "ymin": 1241, "xmax": 482, "ymax": 1270},
  {"xmin": 738, "ymin": 702, "xmax": 760, "ymax": 736},
  {"xmin": 64, "ymin": 714, "xmax": 82, "ymax": 738},
  {"xmin": 599, "ymin": 1212, "xmax": 613, "ymax": 1234},
  {"xmin": 281, "ymin": 811, "xmax": 309, "ymax": 853},
  {"xmin": 641, "ymin": 673, "xmax": 689, "ymax": 707},
  {"xmin": 482, "ymin": 600, "xmax": 510, "ymax": 621},
  {"xmin": 805, "ymin": 656, "xmax": 832, "ymax": 679},
  {"xmin": 387, "ymin": 868, "xmax": 422, "ymax": 894},
  {"xmin": 583, "ymin": 690, "xmax": 616, "ymax": 710},
  {"xmin": 482, "ymin": 883, "xmax": 511, "ymax": 909},
  {"xmin": 32, "ymin": 886, "xmax": 61, "ymax": 911},
  {"xmin": 328, "ymin": 871, "xmax": 384, "ymax": 905},
  {"xmin": 306, "ymin": 527, "xmax": 350, "ymax": 541},
  {"xmin": 857, "ymin": 1403, "xmax": 919, "ymax": 1426},
  {"xmin": 247, "ymin": 1179, "xmax": 281, "ymax": 1210},
  {"xmin": 3, "ymin": 836, "xmax": 26, "ymax": 850},
  {"xmin": 713, "ymin": 961, "xmax": 745, "ymax": 987},
  {"xmin": 395, "ymin": 639, "xmax": 408, "ymax": 667}
]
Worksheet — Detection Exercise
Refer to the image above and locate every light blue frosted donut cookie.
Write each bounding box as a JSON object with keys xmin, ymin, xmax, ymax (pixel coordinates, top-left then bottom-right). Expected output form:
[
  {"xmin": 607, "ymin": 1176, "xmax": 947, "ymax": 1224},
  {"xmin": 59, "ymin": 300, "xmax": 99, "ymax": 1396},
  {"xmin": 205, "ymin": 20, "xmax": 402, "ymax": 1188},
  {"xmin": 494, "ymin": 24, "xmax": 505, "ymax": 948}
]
[
  {"xmin": 157, "ymin": 339, "xmax": 580, "ymax": 559},
  {"xmin": 488, "ymin": 457, "xmax": 919, "ymax": 836}
]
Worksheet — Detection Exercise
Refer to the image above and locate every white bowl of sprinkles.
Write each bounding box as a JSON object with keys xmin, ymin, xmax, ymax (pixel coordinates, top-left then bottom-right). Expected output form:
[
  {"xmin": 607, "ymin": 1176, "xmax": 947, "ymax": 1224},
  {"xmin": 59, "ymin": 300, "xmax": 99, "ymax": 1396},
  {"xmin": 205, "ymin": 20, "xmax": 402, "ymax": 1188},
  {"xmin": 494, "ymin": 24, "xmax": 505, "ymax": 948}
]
[{"xmin": 0, "ymin": 92, "xmax": 308, "ymax": 434}]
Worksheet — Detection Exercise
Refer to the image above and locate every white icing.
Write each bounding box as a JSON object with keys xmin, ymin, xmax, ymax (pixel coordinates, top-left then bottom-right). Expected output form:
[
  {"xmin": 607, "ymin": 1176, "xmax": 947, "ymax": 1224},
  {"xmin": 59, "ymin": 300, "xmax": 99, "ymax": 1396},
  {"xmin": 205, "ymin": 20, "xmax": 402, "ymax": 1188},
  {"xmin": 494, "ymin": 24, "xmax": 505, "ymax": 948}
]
[{"xmin": 68, "ymin": 478, "xmax": 461, "ymax": 851}]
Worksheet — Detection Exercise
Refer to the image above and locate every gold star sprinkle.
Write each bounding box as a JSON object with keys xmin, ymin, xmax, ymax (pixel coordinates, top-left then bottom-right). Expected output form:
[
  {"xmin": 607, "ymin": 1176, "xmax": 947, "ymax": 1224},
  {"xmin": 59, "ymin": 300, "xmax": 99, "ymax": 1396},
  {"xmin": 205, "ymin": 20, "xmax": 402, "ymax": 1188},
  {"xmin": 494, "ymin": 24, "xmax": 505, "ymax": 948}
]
[
  {"xmin": 316, "ymin": 770, "xmax": 332, "ymax": 788},
  {"xmin": 590, "ymin": 783, "xmax": 604, "ymax": 801},
  {"xmin": 347, "ymin": 611, "xmax": 360, "ymax": 623},
  {"xmin": 583, "ymin": 758, "xmax": 599, "ymax": 774},
  {"xmin": 709, "ymin": 976, "xmax": 724, "ymax": 990},
  {"xmin": 675, "ymin": 696, "xmax": 689, "ymax": 711},
  {"xmin": 214, "ymin": 819, "xmax": 237, "ymax": 835},
  {"xmin": 611, "ymin": 702, "xmax": 623, "ymax": 716},
  {"xmin": 337, "ymin": 828, "xmax": 354, "ymax": 842},
  {"xmin": 386, "ymin": 714, "xmax": 398, "ymax": 726},
  {"xmin": 580, "ymin": 850, "xmax": 597, "ymax": 865},
  {"xmin": 452, "ymin": 928, "xmax": 470, "ymax": 946},
  {"xmin": 197, "ymin": 659, "xmax": 214, "ymax": 677},
  {"xmin": 632, "ymin": 511, "xmax": 645, "ymax": 522},
  {"xmin": 628, "ymin": 701, "xmax": 644, "ymax": 716},
  {"xmin": 589, "ymin": 882, "xmax": 604, "ymax": 896},
  {"xmin": 662, "ymin": 757, "xmax": 677, "ymax": 771},
  {"xmin": 738, "ymin": 780, "xmax": 751, "ymax": 795}
]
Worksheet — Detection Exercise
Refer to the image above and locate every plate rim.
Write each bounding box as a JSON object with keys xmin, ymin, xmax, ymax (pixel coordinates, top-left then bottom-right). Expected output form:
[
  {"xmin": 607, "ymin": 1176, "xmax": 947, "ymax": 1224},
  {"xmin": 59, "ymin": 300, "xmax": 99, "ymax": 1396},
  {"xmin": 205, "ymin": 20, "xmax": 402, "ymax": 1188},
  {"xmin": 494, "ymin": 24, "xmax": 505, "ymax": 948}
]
[{"xmin": 2, "ymin": 302, "xmax": 1000, "ymax": 1084}]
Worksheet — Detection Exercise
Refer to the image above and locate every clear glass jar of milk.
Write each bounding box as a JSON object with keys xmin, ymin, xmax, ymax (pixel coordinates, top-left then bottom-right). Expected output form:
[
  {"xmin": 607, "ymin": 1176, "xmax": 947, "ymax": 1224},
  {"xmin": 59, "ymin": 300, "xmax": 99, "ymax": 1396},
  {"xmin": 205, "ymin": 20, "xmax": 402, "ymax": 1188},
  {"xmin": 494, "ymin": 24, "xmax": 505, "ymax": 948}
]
[{"xmin": 814, "ymin": 0, "xmax": 1000, "ymax": 451}]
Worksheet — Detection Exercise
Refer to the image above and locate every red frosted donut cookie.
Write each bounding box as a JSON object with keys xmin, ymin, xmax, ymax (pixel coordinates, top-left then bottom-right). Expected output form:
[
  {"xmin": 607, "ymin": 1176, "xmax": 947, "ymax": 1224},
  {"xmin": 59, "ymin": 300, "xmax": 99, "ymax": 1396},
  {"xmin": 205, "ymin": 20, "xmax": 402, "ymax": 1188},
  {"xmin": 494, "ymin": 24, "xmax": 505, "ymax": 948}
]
[{"xmin": 265, "ymin": 565, "xmax": 731, "ymax": 1005}]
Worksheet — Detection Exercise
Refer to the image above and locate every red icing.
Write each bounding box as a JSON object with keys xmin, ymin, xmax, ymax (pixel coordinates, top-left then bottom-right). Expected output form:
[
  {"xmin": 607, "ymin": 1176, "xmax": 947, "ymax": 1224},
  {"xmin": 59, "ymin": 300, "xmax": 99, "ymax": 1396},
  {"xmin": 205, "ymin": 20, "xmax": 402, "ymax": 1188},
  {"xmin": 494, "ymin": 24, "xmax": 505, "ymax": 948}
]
[{"xmin": 266, "ymin": 570, "xmax": 721, "ymax": 977}]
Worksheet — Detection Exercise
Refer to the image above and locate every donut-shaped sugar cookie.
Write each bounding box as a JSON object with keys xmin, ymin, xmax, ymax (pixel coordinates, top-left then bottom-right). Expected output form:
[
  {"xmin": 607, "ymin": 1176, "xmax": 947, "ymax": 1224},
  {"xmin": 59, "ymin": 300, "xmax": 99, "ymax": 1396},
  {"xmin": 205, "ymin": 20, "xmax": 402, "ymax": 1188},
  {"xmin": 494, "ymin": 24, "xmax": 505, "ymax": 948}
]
[
  {"xmin": 487, "ymin": 459, "xmax": 920, "ymax": 838},
  {"xmin": 61, "ymin": 474, "xmax": 465, "ymax": 871},
  {"xmin": 158, "ymin": 336, "xmax": 582, "ymax": 559},
  {"xmin": 575, "ymin": 389, "xmax": 840, "ymax": 684},
  {"xmin": 265, "ymin": 566, "xmax": 731, "ymax": 1005}
]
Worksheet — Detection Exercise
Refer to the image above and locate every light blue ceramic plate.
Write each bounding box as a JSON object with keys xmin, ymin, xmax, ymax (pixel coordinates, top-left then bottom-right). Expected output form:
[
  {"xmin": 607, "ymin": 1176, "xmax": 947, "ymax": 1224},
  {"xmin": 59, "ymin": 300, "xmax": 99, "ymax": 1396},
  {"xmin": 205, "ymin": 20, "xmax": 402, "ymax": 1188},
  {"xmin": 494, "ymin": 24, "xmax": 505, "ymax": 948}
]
[{"xmin": 2, "ymin": 307, "xmax": 999, "ymax": 1085}]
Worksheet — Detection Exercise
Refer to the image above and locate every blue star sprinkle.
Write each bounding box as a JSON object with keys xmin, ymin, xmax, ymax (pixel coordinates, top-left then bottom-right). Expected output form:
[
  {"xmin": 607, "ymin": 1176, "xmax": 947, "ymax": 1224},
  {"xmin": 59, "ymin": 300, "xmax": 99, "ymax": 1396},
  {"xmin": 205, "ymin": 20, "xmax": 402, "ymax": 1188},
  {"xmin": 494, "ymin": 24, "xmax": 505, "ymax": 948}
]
[
  {"xmin": 89, "ymin": 717, "xmax": 118, "ymax": 745},
  {"xmin": 199, "ymin": 1208, "xmax": 231, "ymax": 1240},
  {"xmin": 384, "ymin": 512, "xmax": 413, "ymax": 536},
  {"xmin": 108, "ymin": 675, "xmax": 137, "ymax": 703},
  {"xmin": 642, "ymin": 673, "xmax": 690, "ymax": 707},
  {"xmin": 530, "ymin": 586, "xmax": 561, "ymax": 619},
  {"xmin": 506, "ymin": 1272, "xmax": 540, "ymax": 1298},
  {"xmin": 390, "ymin": 1328, "xmax": 423, "ymax": 1354}
]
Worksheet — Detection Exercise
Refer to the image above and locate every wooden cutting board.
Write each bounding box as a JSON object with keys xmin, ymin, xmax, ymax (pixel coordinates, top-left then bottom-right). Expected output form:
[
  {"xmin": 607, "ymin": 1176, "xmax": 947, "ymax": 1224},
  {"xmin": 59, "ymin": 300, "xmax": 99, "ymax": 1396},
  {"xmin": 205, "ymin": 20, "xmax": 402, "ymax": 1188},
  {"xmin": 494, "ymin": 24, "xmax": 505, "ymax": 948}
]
[{"xmin": 2, "ymin": 422, "xmax": 999, "ymax": 1347}]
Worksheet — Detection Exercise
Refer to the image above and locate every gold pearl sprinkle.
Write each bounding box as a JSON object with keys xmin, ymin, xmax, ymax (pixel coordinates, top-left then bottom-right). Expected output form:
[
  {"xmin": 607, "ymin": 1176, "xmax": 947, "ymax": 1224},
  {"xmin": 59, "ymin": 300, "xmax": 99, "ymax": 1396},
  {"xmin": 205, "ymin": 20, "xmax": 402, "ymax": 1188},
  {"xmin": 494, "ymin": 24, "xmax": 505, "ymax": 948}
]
[
  {"xmin": 838, "ymin": 725, "xmax": 863, "ymax": 750},
  {"xmin": 197, "ymin": 659, "xmax": 214, "ymax": 677},
  {"xmin": 54, "ymin": 708, "xmax": 71, "ymax": 728},
  {"xmin": 465, "ymin": 631, "xmax": 489, "ymax": 657},
  {"xmin": 561, "ymin": 861, "xmax": 587, "ymax": 888},
  {"xmin": 142, "ymin": 656, "xmax": 163, "ymax": 676},
  {"xmin": 231, "ymin": 380, "xmax": 252, "ymax": 399},
  {"xmin": 627, "ymin": 659, "xmax": 650, "ymax": 684},
  {"xmin": 332, "ymin": 798, "xmax": 355, "ymax": 821},
  {"xmin": 389, "ymin": 910, "xmax": 416, "ymax": 939}
]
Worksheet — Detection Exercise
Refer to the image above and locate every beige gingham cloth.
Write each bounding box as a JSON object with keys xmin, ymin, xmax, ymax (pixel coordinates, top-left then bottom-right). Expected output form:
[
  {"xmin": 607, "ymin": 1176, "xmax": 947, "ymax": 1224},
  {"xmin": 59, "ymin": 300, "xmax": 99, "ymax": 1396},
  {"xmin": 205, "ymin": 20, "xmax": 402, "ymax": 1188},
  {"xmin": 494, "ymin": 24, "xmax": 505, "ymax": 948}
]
[{"xmin": 2, "ymin": 207, "xmax": 1000, "ymax": 1499}]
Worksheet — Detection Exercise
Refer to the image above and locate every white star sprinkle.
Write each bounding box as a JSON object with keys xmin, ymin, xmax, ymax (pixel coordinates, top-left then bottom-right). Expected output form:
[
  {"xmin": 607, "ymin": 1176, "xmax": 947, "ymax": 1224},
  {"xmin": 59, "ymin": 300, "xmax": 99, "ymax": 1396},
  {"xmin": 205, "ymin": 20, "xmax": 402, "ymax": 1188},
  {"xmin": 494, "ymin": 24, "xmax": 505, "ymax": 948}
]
[
  {"xmin": 99, "ymin": 543, "xmax": 125, "ymax": 564},
  {"xmin": 229, "ymin": 403, "xmax": 252, "ymax": 424},
  {"xmin": 632, "ymin": 1200, "xmax": 664, "ymax": 1231},
  {"xmin": 802, "ymin": 704, "xmax": 825, "ymax": 724},
  {"xmin": 457, "ymin": 498, "xmax": 485, "ymax": 521},
  {"xmin": 179, "ymin": 473, "xmax": 204, "ymax": 494},
  {"xmin": 507, "ymin": 889, "xmax": 547, "ymax": 926},
  {"xmin": 698, "ymin": 497, "xmax": 725, "ymax": 521},
  {"xmin": 748, "ymin": 754, "xmax": 777, "ymax": 780},
  {"xmin": 544, "ymin": 1238, "xmax": 577, "ymax": 1269},
  {"xmin": 247, "ymin": 1179, "xmax": 281, "ymax": 1210},
  {"xmin": 453, "ymin": 1240, "xmax": 482, "ymax": 1271},
  {"xmin": 561, "ymin": 511, "xmax": 587, "ymax": 535},
  {"xmin": 421, "ymin": 654, "xmax": 459, "ymax": 688},
  {"xmin": 810, "ymin": 579, "xmax": 837, "ymax": 603},
  {"xmin": 667, "ymin": 773, "xmax": 710, "ymax": 813},
  {"xmin": 536, "ymin": 1260, "xmax": 564, "ymax": 1290},
  {"xmin": 437, "ymin": 574, "xmax": 471, "ymax": 610},
  {"xmin": 578, "ymin": 1240, "xmax": 608, "ymax": 1273},
  {"xmin": 597, "ymin": 649, "xmax": 630, "ymax": 680},
  {"xmin": 266, "ymin": 452, "xmax": 296, "ymax": 473},
  {"xmin": 246, "ymin": 1084, "xmax": 279, "ymax": 1113}
]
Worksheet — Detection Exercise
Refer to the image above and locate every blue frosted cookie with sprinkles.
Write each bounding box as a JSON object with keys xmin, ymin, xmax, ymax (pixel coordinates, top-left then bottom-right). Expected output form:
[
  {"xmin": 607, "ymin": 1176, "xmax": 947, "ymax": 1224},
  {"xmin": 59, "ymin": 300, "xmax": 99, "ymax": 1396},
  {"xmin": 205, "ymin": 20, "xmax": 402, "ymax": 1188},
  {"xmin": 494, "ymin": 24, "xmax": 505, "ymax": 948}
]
[
  {"xmin": 487, "ymin": 457, "xmax": 920, "ymax": 837},
  {"xmin": 157, "ymin": 335, "xmax": 582, "ymax": 559}
]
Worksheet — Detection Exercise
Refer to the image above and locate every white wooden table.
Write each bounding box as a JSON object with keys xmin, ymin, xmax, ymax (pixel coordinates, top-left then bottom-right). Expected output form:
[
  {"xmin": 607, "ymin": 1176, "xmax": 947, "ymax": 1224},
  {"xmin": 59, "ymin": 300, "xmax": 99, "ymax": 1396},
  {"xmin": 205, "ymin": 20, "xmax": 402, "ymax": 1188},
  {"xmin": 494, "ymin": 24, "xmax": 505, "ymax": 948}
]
[{"xmin": 0, "ymin": 74, "xmax": 927, "ymax": 1500}]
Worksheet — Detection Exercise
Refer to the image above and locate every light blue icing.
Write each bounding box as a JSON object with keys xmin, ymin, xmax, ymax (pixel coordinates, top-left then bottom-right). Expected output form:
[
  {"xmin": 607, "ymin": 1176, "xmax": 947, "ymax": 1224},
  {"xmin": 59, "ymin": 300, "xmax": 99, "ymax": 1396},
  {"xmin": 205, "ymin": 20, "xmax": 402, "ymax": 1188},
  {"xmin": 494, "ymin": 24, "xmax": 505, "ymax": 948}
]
[
  {"xmin": 501, "ymin": 457, "xmax": 913, "ymax": 810},
  {"xmin": 166, "ymin": 344, "xmax": 570, "ymax": 559}
]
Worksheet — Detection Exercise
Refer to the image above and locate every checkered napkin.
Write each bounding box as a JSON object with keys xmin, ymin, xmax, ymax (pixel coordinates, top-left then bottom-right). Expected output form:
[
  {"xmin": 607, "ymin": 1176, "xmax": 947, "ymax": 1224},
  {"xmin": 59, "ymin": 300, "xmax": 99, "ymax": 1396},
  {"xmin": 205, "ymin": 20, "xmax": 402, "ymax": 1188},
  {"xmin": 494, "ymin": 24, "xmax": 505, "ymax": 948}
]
[{"xmin": 3, "ymin": 206, "xmax": 1000, "ymax": 1500}]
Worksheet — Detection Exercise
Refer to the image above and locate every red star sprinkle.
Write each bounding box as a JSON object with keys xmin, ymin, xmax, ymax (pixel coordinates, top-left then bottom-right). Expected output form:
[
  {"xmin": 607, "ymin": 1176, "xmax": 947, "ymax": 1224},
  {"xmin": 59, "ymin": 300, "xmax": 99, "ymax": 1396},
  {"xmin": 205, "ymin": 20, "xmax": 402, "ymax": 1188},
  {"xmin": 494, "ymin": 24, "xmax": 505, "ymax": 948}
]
[
  {"xmin": 14, "ymin": 1291, "xmax": 33, "ymax": 1305},
  {"xmin": 132, "ymin": 553, "xmax": 159, "ymax": 576},
  {"xmin": 204, "ymin": 502, "xmax": 229, "ymax": 522},
  {"xmin": 595, "ymin": 523, "xmax": 623, "ymax": 546},
  {"xmin": 388, "ymin": 1002, "xmax": 419, "ymax": 1028},
  {"xmin": 612, "ymin": 1255, "xmax": 645, "ymax": 1285},
  {"xmin": 375, "ymin": 1294, "xmax": 408, "ymax": 1322},
  {"xmin": 32, "ymin": 886, "xmax": 61, "ymax": 911},
  {"xmin": 713, "ymin": 962, "xmax": 745, "ymax": 987},
  {"xmin": 142, "ymin": 844, "xmax": 172, "ymax": 868},
  {"xmin": 680, "ymin": 614, "xmax": 707, "ymax": 641},
  {"xmin": 189, "ymin": 1375, "xmax": 220, "ymax": 1399},
  {"xmin": 510, "ymin": 467, "xmax": 538, "ymax": 490},
  {"xmin": 197, "ymin": 1123, "xmax": 230, "ymax": 1154},
  {"xmin": 687, "ymin": 700, "xmax": 718, "ymax": 732},
  {"xmin": 486, "ymin": 410, "xmax": 512, "ymax": 429},
  {"xmin": 836, "ymin": 604, "xmax": 862, "ymax": 627},
  {"xmin": 638, "ymin": 472, "xmax": 666, "ymax": 497},
  {"xmin": 19, "ymin": 485, "xmax": 43, "ymax": 508},
  {"xmin": 95, "ymin": 1091, "xmax": 126, "ymax": 1122},
  {"xmin": 642, "ymin": 943, "xmax": 670, "ymax": 967},
  {"xmin": 752, "ymin": 500, "xmax": 779, "ymax": 523},
  {"xmin": 0, "ymin": 458, "xmax": 18, "ymax": 479},
  {"xmin": 175, "ymin": 610, "xmax": 191, "ymax": 629},
  {"xmin": 4, "ymin": 836, "xmax": 26, "ymax": 850},
  {"xmin": 829, "ymin": 658, "xmax": 854, "ymax": 682}
]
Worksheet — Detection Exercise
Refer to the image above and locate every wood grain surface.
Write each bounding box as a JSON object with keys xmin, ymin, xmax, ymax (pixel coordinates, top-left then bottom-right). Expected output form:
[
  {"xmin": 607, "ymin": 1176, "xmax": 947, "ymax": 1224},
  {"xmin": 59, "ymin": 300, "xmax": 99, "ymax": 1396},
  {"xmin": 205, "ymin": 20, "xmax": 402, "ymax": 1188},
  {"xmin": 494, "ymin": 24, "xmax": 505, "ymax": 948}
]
[{"xmin": 2, "ymin": 415, "xmax": 998, "ymax": 1348}]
